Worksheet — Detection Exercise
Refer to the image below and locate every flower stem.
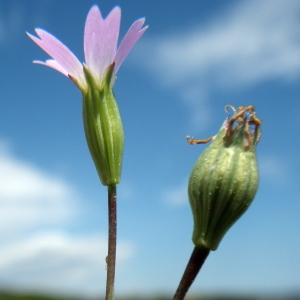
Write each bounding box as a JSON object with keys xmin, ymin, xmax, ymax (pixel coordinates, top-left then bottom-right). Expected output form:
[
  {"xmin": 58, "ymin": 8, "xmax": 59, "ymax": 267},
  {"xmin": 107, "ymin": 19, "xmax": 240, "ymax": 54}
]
[
  {"xmin": 106, "ymin": 184, "xmax": 117, "ymax": 300},
  {"xmin": 173, "ymin": 246, "xmax": 210, "ymax": 300}
]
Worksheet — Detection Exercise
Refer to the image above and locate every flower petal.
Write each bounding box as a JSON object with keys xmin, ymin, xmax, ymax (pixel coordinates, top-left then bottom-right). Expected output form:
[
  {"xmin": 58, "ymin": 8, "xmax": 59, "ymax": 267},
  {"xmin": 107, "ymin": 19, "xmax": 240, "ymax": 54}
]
[
  {"xmin": 114, "ymin": 18, "xmax": 148, "ymax": 74},
  {"xmin": 83, "ymin": 6, "xmax": 104, "ymax": 82},
  {"xmin": 33, "ymin": 59, "xmax": 69, "ymax": 76},
  {"xmin": 84, "ymin": 5, "xmax": 121, "ymax": 83},
  {"xmin": 27, "ymin": 29, "xmax": 85, "ymax": 88},
  {"xmin": 101, "ymin": 7, "xmax": 121, "ymax": 71}
]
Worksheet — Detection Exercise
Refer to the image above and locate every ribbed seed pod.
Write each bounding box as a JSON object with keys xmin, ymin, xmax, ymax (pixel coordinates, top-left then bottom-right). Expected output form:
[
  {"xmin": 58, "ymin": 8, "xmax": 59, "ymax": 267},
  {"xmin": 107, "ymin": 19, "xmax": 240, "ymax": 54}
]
[{"xmin": 188, "ymin": 106, "xmax": 261, "ymax": 251}]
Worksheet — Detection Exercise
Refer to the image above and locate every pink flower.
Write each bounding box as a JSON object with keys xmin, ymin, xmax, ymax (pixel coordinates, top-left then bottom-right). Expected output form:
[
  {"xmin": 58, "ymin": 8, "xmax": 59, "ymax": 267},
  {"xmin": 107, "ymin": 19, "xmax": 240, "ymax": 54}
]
[{"xmin": 27, "ymin": 5, "xmax": 148, "ymax": 92}]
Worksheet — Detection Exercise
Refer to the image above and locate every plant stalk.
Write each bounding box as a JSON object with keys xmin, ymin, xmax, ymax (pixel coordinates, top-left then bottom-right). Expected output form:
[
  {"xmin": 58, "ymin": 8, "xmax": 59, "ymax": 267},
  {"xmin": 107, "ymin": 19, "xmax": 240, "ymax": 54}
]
[
  {"xmin": 105, "ymin": 184, "xmax": 117, "ymax": 300},
  {"xmin": 173, "ymin": 246, "xmax": 210, "ymax": 300}
]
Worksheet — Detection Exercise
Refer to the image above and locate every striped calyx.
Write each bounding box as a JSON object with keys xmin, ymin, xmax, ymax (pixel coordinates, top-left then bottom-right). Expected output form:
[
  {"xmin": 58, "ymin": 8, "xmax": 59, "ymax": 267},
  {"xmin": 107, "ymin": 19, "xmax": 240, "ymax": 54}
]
[
  {"xmin": 187, "ymin": 106, "xmax": 261, "ymax": 251},
  {"xmin": 82, "ymin": 63, "xmax": 124, "ymax": 186}
]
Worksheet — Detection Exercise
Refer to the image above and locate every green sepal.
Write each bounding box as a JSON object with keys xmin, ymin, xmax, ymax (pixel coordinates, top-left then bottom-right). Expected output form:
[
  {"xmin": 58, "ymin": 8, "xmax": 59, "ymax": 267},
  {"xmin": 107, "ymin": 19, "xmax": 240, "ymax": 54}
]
[{"xmin": 82, "ymin": 64, "xmax": 124, "ymax": 186}]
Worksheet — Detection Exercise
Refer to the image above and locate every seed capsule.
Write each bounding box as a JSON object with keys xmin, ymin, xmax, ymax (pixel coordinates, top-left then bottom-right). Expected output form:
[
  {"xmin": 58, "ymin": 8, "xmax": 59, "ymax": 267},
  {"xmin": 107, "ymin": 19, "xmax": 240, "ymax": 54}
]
[{"xmin": 187, "ymin": 106, "xmax": 261, "ymax": 251}]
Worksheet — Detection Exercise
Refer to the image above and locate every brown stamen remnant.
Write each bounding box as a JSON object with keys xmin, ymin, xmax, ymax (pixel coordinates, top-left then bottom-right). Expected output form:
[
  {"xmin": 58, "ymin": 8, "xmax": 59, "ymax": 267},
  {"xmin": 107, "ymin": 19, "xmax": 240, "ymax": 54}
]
[
  {"xmin": 248, "ymin": 113, "xmax": 262, "ymax": 145},
  {"xmin": 248, "ymin": 113, "xmax": 262, "ymax": 126},
  {"xmin": 186, "ymin": 136, "xmax": 214, "ymax": 145},
  {"xmin": 225, "ymin": 106, "xmax": 255, "ymax": 140},
  {"xmin": 187, "ymin": 105, "xmax": 262, "ymax": 150},
  {"xmin": 224, "ymin": 106, "xmax": 262, "ymax": 150}
]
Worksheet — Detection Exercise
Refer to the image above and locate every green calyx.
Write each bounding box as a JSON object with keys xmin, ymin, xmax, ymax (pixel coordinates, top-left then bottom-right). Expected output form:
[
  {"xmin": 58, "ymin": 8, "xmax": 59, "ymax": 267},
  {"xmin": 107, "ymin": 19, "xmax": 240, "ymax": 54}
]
[
  {"xmin": 187, "ymin": 105, "xmax": 261, "ymax": 251},
  {"xmin": 82, "ymin": 63, "xmax": 124, "ymax": 186}
]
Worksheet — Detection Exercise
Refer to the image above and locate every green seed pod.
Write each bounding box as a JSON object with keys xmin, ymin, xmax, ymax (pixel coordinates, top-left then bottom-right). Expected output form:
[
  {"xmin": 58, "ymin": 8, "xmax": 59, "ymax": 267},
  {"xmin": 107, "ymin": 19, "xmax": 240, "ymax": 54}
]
[{"xmin": 188, "ymin": 106, "xmax": 261, "ymax": 251}]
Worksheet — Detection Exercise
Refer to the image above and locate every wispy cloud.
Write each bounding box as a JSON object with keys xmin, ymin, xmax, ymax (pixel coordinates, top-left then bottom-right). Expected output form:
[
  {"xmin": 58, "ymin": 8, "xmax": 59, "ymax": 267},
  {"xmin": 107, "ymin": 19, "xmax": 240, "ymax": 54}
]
[
  {"xmin": 0, "ymin": 141, "xmax": 135, "ymax": 294},
  {"xmin": 163, "ymin": 180, "xmax": 188, "ymax": 207},
  {"xmin": 139, "ymin": 0, "xmax": 300, "ymax": 87},
  {"xmin": 118, "ymin": 181, "xmax": 135, "ymax": 202},
  {"xmin": 135, "ymin": 0, "xmax": 300, "ymax": 129},
  {"xmin": 0, "ymin": 2, "xmax": 23, "ymax": 46},
  {"xmin": 0, "ymin": 144, "xmax": 77, "ymax": 236},
  {"xmin": 0, "ymin": 231, "xmax": 134, "ymax": 295},
  {"xmin": 258, "ymin": 155, "xmax": 289, "ymax": 185}
]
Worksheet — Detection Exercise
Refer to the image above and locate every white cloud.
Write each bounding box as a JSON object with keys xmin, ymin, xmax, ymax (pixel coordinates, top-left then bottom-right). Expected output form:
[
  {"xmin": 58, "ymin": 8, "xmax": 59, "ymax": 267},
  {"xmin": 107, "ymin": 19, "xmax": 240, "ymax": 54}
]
[
  {"xmin": 0, "ymin": 152, "xmax": 70, "ymax": 200},
  {"xmin": 258, "ymin": 155, "xmax": 289, "ymax": 184},
  {"xmin": 180, "ymin": 86, "xmax": 212, "ymax": 130},
  {"xmin": 135, "ymin": 0, "xmax": 300, "ymax": 129},
  {"xmin": 0, "ymin": 141, "xmax": 136, "ymax": 294},
  {"xmin": 163, "ymin": 181, "xmax": 188, "ymax": 207},
  {"xmin": 118, "ymin": 181, "xmax": 134, "ymax": 202},
  {"xmin": 0, "ymin": 144, "xmax": 78, "ymax": 236},
  {"xmin": 139, "ymin": 0, "xmax": 300, "ymax": 87},
  {"xmin": 0, "ymin": 231, "xmax": 135, "ymax": 295},
  {"xmin": 0, "ymin": 2, "xmax": 23, "ymax": 46}
]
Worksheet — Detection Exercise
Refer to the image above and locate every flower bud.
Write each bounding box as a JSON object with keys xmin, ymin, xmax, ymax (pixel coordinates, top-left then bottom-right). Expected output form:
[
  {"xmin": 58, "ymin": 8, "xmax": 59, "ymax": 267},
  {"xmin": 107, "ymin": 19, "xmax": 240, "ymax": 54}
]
[
  {"xmin": 187, "ymin": 106, "xmax": 261, "ymax": 251},
  {"xmin": 82, "ymin": 63, "xmax": 124, "ymax": 186}
]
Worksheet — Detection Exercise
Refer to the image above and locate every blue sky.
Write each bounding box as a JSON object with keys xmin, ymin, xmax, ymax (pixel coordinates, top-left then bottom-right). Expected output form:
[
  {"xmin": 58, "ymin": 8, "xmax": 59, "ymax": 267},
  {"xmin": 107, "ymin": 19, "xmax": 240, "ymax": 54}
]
[{"xmin": 0, "ymin": 0, "xmax": 299, "ymax": 297}]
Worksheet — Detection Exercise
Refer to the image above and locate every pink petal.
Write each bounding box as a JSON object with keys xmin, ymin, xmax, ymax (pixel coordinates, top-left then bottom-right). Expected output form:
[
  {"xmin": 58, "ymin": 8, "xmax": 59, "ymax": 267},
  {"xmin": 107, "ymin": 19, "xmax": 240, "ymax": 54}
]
[
  {"xmin": 83, "ymin": 5, "xmax": 104, "ymax": 81},
  {"xmin": 114, "ymin": 18, "xmax": 148, "ymax": 74},
  {"xmin": 33, "ymin": 59, "xmax": 69, "ymax": 76},
  {"xmin": 27, "ymin": 29, "xmax": 85, "ymax": 88},
  {"xmin": 84, "ymin": 5, "xmax": 121, "ymax": 83}
]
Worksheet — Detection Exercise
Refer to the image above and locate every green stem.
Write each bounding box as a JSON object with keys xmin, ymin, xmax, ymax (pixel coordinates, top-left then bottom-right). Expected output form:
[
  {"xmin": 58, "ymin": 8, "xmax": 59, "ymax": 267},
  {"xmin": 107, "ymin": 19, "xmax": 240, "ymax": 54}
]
[
  {"xmin": 173, "ymin": 246, "xmax": 210, "ymax": 300},
  {"xmin": 105, "ymin": 184, "xmax": 117, "ymax": 300}
]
